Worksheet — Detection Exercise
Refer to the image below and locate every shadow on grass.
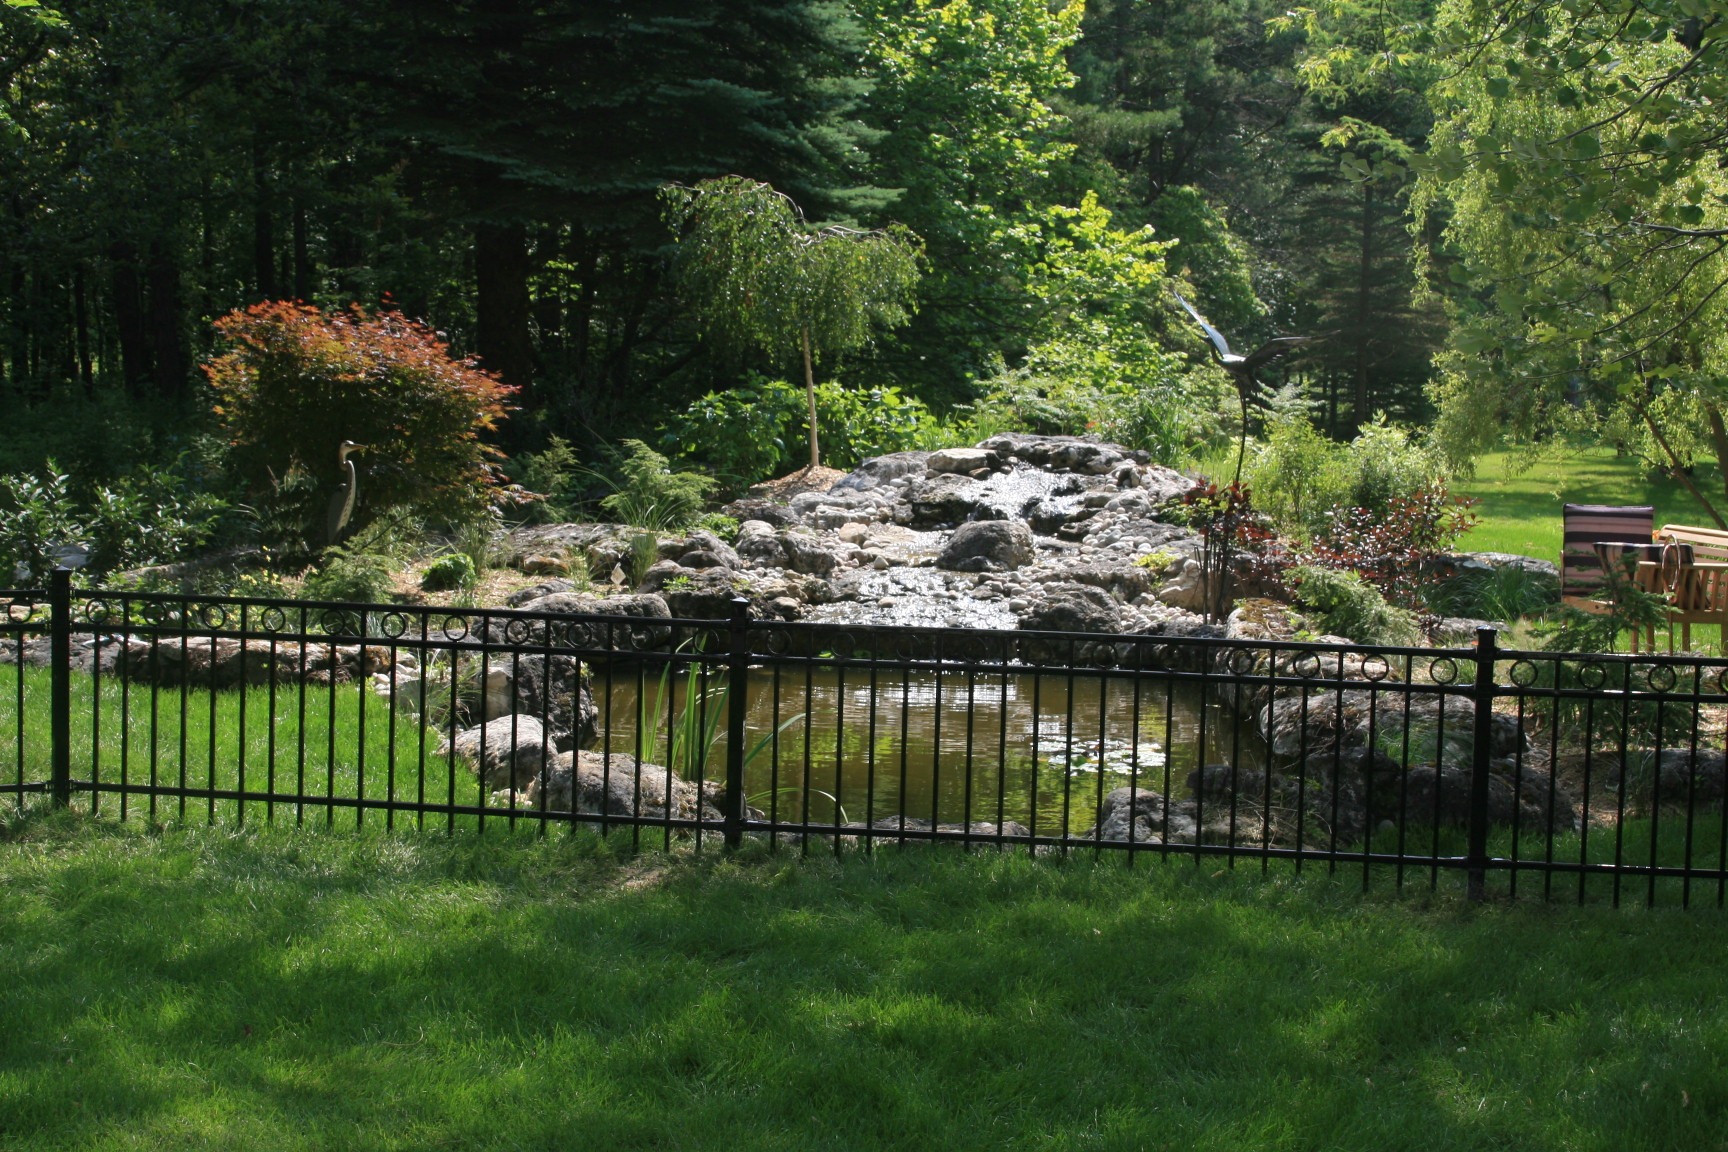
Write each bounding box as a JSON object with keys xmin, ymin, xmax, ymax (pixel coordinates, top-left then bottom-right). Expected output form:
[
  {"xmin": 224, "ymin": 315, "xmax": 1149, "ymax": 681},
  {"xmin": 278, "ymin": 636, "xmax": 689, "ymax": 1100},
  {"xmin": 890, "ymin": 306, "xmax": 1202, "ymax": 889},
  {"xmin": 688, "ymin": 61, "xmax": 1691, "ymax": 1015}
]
[{"xmin": 2, "ymin": 813, "xmax": 1726, "ymax": 1150}]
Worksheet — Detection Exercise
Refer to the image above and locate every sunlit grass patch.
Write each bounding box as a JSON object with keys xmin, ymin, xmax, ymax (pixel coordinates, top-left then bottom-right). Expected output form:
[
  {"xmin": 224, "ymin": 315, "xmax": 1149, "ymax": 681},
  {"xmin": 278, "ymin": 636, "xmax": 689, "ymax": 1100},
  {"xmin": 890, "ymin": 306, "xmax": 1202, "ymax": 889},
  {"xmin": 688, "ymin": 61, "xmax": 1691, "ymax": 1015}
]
[{"xmin": 2, "ymin": 820, "xmax": 1727, "ymax": 1151}]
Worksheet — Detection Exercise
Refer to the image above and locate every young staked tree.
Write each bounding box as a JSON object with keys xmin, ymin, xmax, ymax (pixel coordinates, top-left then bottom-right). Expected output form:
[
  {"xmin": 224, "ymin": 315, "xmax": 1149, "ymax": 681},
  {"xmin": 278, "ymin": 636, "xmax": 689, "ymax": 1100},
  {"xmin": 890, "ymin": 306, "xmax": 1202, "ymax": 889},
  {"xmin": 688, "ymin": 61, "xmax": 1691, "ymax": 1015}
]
[{"xmin": 661, "ymin": 176, "xmax": 922, "ymax": 471}]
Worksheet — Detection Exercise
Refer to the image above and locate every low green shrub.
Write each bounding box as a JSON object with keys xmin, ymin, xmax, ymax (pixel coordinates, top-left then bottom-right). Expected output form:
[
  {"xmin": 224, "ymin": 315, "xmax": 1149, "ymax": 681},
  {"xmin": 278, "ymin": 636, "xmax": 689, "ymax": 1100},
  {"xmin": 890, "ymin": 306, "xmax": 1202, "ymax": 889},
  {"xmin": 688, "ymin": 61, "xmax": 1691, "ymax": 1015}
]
[
  {"xmin": 600, "ymin": 440, "xmax": 716, "ymax": 532},
  {"xmin": 1423, "ymin": 563, "xmax": 1560, "ymax": 621},
  {"xmin": 0, "ymin": 459, "xmax": 227, "ymax": 581},
  {"xmin": 509, "ymin": 435, "xmax": 583, "ymax": 524},
  {"xmin": 662, "ymin": 376, "xmax": 939, "ymax": 492},
  {"xmin": 1290, "ymin": 564, "xmax": 1420, "ymax": 646},
  {"xmin": 421, "ymin": 552, "xmax": 479, "ymax": 592}
]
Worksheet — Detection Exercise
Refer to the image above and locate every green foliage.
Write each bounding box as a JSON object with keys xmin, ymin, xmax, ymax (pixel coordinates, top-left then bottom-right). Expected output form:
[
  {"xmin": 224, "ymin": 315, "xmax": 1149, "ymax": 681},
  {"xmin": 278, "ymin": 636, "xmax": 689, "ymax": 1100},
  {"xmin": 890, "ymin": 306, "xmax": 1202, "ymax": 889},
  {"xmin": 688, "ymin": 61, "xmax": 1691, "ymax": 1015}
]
[
  {"xmin": 302, "ymin": 545, "xmax": 397, "ymax": 605},
  {"xmin": 1415, "ymin": 0, "xmax": 1728, "ymax": 521},
  {"xmin": 600, "ymin": 440, "xmax": 715, "ymax": 533},
  {"xmin": 694, "ymin": 514, "xmax": 740, "ymax": 542},
  {"xmin": 510, "ymin": 435, "xmax": 582, "ymax": 525},
  {"xmin": 420, "ymin": 552, "xmax": 479, "ymax": 593},
  {"xmin": 1248, "ymin": 406, "xmax": 1450, "ymax": 540},
  {"xmin": 999, "ymin": 193, "xmax": 1230, "ymax": 464},
  {"xmin": 1423, "ymin": 563, "xmax": 1559, "ymax": 623},
  {"xmin": 205, "ymin": 302, "xmax": 518, "ymax": 549},
  {"xmin": 0, "ymin": 460, "xmax": 226, "ymax": 580},
  {"xmin": 1245, "ymin": 385, "xmax": 1339, "ymax": 537},
  {"xmin": 302, "ymin": 515, "xmax": 415, "ymax": 604},
  {"xmin": 663, "ymin": 378, "xmax": 939, "ymax": 490},
  {"xmin": 1290, "ymin": 564, "xmax": 1421, "ymax": 646},
  {"xmin": 661, "ymin": 176, "xmax": 924, "ymax": 469}
]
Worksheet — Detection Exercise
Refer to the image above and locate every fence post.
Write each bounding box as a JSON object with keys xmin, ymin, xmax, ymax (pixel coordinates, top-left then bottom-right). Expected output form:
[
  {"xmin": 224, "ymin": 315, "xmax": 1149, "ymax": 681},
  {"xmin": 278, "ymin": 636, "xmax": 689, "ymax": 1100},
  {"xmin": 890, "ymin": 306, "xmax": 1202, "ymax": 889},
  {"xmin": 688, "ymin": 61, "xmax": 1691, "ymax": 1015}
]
[
  {"xmin": 723, "ymin": 597, "xmax": 751, "ymax": 849},
  {"xmin": 49, "ymin": 566, "xmax": 72, "ymax": 808},
  {"xmin": 1466, "ymin": 625, "xmax": 1499, "ymax": 901}
]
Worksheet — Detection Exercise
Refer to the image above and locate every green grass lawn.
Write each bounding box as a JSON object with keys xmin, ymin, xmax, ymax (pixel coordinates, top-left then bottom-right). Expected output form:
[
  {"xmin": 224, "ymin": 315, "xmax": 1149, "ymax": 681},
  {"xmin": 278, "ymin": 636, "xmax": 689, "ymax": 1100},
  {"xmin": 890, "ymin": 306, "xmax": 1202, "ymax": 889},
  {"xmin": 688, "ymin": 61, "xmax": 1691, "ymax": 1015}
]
[
  {"xmin": 3, "ymin": 813, "xmax": 1726, "ymax": 1151},
  {"xmin": 1455, "ymin": 445, "xmax": 1724, "ymax": 561}
]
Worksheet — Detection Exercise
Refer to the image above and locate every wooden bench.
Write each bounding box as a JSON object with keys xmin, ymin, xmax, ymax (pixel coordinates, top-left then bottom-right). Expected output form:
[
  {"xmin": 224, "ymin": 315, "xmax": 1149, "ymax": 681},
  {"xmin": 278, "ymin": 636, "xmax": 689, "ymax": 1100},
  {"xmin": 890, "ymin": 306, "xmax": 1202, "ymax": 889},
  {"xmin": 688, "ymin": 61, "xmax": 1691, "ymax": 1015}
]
[{"xmin": 1652, "ymin": 523, "xmax": 1728, "ymax": 652}]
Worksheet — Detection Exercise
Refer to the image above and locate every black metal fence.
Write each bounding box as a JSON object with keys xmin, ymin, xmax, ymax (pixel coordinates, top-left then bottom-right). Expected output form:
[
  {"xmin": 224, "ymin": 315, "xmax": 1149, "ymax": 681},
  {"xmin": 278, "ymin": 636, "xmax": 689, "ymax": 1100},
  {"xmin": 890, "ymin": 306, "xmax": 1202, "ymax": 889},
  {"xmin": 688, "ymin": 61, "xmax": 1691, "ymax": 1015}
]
[{"xmin": 3, "ymin": 570, "xmax": 1727, "ymax": 906}]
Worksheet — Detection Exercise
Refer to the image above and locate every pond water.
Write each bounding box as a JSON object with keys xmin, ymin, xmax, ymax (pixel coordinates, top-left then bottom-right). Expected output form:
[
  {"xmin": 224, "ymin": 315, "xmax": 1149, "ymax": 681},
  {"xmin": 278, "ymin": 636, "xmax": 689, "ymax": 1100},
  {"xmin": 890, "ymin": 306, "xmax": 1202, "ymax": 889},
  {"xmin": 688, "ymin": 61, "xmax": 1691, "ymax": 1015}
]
[{"xmin": 592, "ymin": 665, "xmax": 1265, "ymax": 834}]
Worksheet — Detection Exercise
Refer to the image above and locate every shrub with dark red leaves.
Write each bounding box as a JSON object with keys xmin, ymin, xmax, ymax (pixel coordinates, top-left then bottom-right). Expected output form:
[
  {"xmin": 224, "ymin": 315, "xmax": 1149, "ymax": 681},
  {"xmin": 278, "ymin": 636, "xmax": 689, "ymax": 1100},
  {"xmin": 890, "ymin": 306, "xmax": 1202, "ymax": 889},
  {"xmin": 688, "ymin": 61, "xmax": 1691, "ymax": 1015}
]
[
  {"xmin": 1305, "ymin": 484, "xmax": 1481, "ymax": 612},
  {"xmin": 206, "ymin": 302, "xmax": 517, "ymax": 544}
]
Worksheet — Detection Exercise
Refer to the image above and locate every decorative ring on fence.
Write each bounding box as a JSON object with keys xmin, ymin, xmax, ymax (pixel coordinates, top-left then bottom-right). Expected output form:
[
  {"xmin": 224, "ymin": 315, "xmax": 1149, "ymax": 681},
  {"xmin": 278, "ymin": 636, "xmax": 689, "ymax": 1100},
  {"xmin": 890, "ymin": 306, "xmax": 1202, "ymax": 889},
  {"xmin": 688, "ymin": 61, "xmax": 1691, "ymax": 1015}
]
[
  {"xmin": 85, "ymin": 599, "xmax": 114, "ymax": 626},
  {"xmin": 1292, "ymin": 651, "xmax": 1323, "ymax": 679},
  {"xmin": 626, "ymin": 624, "xmax": 661, "ymax": 652},
  {"xmin": 317, "ymin": 607, "xmax": 355, "ymax": 636},
  {"xmin": 378, "ymin": 611, "xmax": 410, "ymax": 640},
  {"xmin": 693, "ymin": 626, "xmax": 724, "ymax": 654},
  {"xmin": 199, "ymin": 603, "xmax": 230, "ymax": 630},
  {"xmin": 829, "ymin": 630, "xmax": 856, "ymax": 661},
  {"xmin": 141, "ymin": 601, "xmax": 172, "ymax": 626},
  {"xmin": 1712, "ymin": 667, "xmax": 1728, "ymax": 697},
  {"xmin": 503, "ymin": 618, "xmax": 533, "ymax": 646},
  {"xmin": 548, "ymin": 621, "xmax": 577, "ymax": 650},
  {"xmin": 1645, "ymin": 663, "xmax": 1679, "ymax": 694},
  {"xmin": 1508, "ymin": 659, "xmax": 1540, "ymax": 688},
  {"xmin": 1226, "ymin": 648, "xmax": 1258, "ymax": 676},
  {"xmin": 1576, "ymin": 660, "xmax": 1608, "ymax": 690},
  {"xmin": 439, "ymin": 614, "xmax": 470, "ymax": 643},
  {"xmin": 1362, "ymin": 654, "xmax": 1391, "ymax": 682},
  {"xmin": 1429, "ymin": 656, "xmax": 1459, "ymax": 685}
]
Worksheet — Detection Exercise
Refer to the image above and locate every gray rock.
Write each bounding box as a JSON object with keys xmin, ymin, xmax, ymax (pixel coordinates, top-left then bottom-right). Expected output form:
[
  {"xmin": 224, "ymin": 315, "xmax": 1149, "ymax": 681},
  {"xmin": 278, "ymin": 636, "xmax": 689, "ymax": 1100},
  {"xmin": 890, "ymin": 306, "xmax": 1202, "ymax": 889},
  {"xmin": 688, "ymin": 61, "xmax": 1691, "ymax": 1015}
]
[
  {"xmin": 780, "ymin": 530, "xmax": 847, "ymax": 575},
  {"xmin": 830, "ymin": 452, "xmax": 931, "ymax": 493},
  {"xmin": 1017, "ymin": 583, "xmax": 1122, "ymax": 634},
  {"xmin": 506, "ymin": 579, "xmax": 575, "ymax": 607},
  {"xmin": 510, "ymin": 592, "xmax": 672, "ymax": 652},
  {"xmin": 977, "ymin": 432, "xmax": 1139, "ymax": 475},
  {"xmin": 735, "ymin": 522, "xmax": 790, "ymax": 568},
  {"xmin": 1072, "ymin": 786, "xmax": 1197, "ymax": 845},
  {"xmin": 450, "ymin": 715, "xmax": 554, "ymax": 791},
  {"xmin": 937, "ymin": 521, "xmax": 1035, "ymax": 572},
  {"xmin": 507, "ymin": 750, "xmax": 755, "ymax": 825},
  {"xmin": 926, "ymin": 447, "xmax": 998, "ymax": 475}
]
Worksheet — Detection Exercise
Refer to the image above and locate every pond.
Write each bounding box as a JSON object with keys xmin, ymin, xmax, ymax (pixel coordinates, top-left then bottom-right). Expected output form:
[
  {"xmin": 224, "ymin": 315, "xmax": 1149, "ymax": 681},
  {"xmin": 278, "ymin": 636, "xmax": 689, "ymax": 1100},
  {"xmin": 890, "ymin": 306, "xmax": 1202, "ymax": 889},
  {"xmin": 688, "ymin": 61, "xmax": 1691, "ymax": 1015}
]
[{"xmin": 591, "ymin": 664, "xmax": 1265, "ymax": 835}]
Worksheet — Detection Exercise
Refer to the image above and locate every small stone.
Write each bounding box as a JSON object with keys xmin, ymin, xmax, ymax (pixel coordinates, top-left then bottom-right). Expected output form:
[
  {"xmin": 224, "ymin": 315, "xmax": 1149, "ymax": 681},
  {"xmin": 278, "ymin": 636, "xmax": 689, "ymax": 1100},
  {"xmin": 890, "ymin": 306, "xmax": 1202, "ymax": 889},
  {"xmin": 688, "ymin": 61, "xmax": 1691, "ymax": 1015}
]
[{"xmin": 521, "ymin": 553, "xmax": 570, "ymax": 576}]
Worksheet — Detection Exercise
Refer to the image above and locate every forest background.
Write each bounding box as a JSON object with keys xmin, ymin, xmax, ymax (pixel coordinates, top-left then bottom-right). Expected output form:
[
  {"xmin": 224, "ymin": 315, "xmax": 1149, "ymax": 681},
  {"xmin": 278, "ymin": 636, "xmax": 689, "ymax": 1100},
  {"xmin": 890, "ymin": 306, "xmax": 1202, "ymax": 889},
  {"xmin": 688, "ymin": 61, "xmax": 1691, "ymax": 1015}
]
[{"xmin": 3, "ymin": 0, "xmax": 1727, "ymax": 541}]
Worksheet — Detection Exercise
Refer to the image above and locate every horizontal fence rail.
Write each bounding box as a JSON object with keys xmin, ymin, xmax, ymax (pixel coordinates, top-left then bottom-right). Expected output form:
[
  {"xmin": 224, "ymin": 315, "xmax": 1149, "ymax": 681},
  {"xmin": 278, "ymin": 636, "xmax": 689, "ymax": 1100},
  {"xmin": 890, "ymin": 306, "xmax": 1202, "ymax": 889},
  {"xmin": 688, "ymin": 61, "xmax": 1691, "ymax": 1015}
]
[{"xmin": 3, "ymin": 570, "xmax": 1727, "ymax": 906}]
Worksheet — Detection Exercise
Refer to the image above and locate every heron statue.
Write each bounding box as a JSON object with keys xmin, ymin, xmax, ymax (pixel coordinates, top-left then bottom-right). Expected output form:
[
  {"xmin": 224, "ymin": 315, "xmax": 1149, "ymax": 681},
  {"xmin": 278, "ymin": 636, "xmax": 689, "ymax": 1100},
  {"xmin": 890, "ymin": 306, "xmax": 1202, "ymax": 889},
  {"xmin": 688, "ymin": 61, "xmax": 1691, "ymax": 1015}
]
[
  {"xmin": 325, "ymin": 440, "xmax": 367, "ymax": 545},
  {"xmin": 1173, "ymin": 292, "xmax": 1318, "ymax": 486}
]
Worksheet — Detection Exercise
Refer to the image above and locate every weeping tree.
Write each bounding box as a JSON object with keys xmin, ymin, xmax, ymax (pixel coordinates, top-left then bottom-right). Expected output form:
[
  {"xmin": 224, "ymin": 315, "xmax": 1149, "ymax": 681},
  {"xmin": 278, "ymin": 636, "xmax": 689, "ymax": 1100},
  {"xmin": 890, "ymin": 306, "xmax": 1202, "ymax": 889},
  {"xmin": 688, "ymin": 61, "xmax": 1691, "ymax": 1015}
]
[{"xmin": 661, "ymin": 176, "xmax": 923, "ymax": 470}]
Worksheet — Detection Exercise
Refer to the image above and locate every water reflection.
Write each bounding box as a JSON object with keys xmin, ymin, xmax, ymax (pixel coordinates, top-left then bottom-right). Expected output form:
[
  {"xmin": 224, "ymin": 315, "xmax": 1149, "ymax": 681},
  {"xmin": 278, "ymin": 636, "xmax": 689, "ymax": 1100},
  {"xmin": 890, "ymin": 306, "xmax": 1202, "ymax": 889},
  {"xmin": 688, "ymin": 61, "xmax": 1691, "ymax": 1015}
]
[{"xmin": 594, "ymin": 665, "xmax": 1264, "ymax": 836}]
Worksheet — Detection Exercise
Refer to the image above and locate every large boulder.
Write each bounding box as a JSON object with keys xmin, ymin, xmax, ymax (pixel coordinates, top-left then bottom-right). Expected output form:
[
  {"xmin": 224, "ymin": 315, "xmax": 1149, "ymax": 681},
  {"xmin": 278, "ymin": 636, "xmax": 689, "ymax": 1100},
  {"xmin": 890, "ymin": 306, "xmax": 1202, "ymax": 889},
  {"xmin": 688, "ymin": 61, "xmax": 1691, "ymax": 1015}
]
[
  {"xmin": 509, "ymin": 591, "xmax": 673, "ymax": 652},
  {"xmin": 450, "ymin": 714, "xmax": 555, "ymax": 791},
  {"xmin": 780, "ymin": 530, "xmax": 852, "ymax": 575},
  {"xmin": 926, "ymin": 446, "xmax": 999, "ymax": 476},
  {"xmin": 937, "ymin": 521, "xmax": 1034, "ymax": 572},
  {"xmin": 506, "ymin": 750, "xmax": 761, "ymax": 826},
  {"xmin": 829, "ymin": 451, "xmax": 930, "ymax": 493},
  {"xmin": 1017, "ymin": 582, "xmax": 1122, "ymax": 634},
  {"xmin": 1071, "ymin": 786, "xmax": 1198, "ymax": 845}
]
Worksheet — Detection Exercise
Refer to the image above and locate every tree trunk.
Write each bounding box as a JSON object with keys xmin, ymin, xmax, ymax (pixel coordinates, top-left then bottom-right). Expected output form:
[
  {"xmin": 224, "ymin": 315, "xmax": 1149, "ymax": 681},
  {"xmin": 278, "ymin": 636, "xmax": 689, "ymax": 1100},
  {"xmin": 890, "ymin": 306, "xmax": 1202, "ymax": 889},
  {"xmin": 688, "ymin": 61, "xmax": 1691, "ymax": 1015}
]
[
  {"xmin": 252, "ymin": 138, "xmax": 278, "ymax": 300},
  {"xmin": 110, "ymin": 242, "xmax": 151, "ymax": 396},
  {"xmin": 1353, "ymin": 181, "xmax": 1374, "ymax": 425},
  {"xmin": 147, "ymin": 241, "xmax": 187, "ymax": 400},
  {"xmin": 73, "ymin": 264, "xmax": 93, "ymax": 396},
  {"xmin": 292, "ymin": 198, "xmax": 311, "ymax": 302},
  {"xmin": 803, "ymin": 325, "xmax": 820, "ymax": 470},
  {"xmin": 474, "ymin": 220, "xmax": 535, "ymax": 391}
]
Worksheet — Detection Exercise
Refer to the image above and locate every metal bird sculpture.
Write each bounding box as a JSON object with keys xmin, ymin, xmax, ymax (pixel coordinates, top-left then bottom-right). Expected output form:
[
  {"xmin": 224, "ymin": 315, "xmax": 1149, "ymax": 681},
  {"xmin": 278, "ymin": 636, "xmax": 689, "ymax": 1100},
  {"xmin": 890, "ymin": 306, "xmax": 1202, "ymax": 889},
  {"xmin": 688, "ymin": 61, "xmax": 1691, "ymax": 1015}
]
[
  {"xmin": 1173, "ymin": 292, "xmax": 1317, "ymax": 486},
  {"xmin": 325, "ymin": 440, "xmax": 367, "ymax": 546}
]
